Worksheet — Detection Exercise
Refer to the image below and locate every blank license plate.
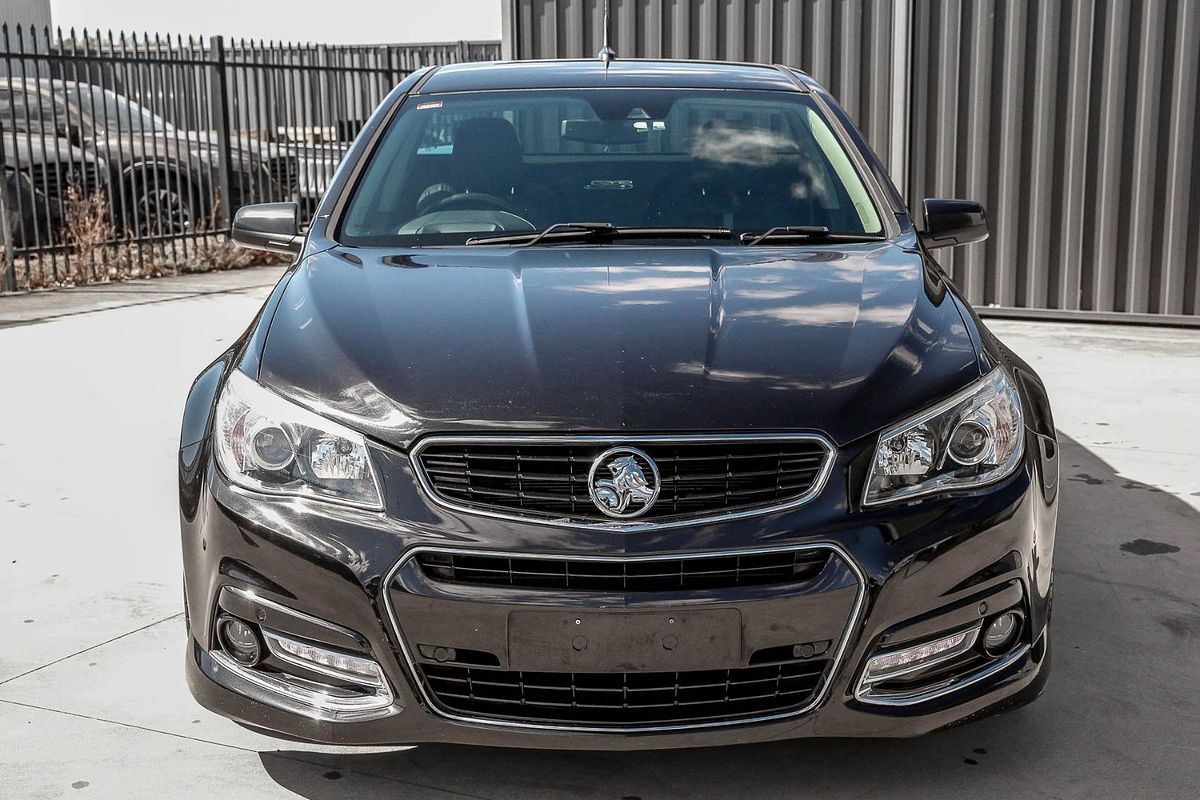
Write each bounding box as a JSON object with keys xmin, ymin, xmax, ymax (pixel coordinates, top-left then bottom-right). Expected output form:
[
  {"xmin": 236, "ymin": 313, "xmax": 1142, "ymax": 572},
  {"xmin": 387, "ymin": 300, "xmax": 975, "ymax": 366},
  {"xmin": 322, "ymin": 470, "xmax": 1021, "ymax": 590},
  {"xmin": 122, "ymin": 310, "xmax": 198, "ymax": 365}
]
[{"xmin": 507, "ymin": 609, "xmax": 742, "ymax": 672}]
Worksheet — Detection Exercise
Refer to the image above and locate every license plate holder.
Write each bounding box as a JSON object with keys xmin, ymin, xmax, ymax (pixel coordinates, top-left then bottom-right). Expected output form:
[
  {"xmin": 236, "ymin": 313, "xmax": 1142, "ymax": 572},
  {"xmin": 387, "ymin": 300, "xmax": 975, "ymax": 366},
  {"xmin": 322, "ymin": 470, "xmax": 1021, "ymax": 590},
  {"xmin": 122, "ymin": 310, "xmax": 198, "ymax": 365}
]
[{"xmin": 507, "ymin": 609, "xmax": 742, "ymax": 671}]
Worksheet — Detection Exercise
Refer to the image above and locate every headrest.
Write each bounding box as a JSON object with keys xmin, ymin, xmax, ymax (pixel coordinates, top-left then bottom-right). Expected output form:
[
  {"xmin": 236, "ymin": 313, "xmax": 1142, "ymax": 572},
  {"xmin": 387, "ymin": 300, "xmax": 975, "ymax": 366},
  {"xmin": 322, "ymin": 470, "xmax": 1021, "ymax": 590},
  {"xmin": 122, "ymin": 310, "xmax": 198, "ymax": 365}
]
[{"xmin": 452, "ymin": 117, "xmax": 524, "ymax": 194}]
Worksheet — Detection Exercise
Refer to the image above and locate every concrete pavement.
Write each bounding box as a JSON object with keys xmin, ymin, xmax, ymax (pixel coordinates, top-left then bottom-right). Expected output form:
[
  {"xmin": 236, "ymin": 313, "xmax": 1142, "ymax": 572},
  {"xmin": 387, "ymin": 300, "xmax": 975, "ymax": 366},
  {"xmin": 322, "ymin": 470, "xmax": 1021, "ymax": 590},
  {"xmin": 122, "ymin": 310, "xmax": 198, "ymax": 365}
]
[
  {"xmin": 1, "ymin": 273, "xmax": 1198, "ymax": 798},
  {"xmin": 0, "ymin": 267, "xmax": 285, "ymax": 328}
]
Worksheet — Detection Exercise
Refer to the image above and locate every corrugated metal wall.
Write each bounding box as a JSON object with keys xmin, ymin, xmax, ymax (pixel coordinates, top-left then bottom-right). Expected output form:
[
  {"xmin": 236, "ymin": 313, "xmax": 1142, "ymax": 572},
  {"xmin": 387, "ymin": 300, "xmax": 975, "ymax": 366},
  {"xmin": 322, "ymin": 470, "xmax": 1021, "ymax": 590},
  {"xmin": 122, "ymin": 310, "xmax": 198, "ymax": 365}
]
[
  {"xmin": 911, "ymin": 0, "xmax": 1200, "ymax": 316},
  {"xmin": 504, "ymin": 0, "xmax": 1200, "ymax": 321},
  {"xmin": 503, "ymin": 0, "xmax": 899, "ymax": 170}
]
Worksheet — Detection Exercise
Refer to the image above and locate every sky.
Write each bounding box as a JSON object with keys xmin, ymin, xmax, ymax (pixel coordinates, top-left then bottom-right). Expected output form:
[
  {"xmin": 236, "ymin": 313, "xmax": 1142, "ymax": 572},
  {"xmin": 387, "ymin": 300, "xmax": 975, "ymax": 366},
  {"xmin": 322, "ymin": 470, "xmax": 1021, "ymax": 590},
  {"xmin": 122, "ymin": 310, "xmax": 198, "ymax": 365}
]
[{"xmin": 47, "ymin": 0, "xmax": 503, "ymax": 44}]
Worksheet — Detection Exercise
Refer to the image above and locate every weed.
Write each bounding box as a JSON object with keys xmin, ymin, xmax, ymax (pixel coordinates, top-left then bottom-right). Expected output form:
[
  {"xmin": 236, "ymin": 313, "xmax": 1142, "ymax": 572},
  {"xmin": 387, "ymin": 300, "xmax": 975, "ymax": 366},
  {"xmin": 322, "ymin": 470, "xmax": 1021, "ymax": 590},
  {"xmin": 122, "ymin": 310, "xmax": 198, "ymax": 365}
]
[{"xmin": 61, "ymin": 182, "xmax": 115, "ymax": 284}]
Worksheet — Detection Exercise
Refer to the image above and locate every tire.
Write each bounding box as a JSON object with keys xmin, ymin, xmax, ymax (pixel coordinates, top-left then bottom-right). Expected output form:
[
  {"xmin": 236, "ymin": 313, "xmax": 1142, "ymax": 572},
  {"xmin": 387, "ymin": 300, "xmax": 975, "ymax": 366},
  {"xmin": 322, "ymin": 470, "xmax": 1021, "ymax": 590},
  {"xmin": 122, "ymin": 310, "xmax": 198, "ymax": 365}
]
[
  {"xmin": 2, "ymin": 168, "xmax": 44, "ymax": 249},
  {"xmin": 129, "ymin": 173, "xmax": 196, "ymax": 237}
]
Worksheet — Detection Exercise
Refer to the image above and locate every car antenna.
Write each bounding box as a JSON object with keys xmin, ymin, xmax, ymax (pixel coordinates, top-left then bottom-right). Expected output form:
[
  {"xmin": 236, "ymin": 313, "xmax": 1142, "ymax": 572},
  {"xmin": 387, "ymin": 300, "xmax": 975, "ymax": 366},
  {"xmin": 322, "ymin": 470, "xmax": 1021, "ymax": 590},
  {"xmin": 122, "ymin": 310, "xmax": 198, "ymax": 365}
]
[{"xmin": 598, "ymin": 0, "xmax": 616, "ymax": 68}]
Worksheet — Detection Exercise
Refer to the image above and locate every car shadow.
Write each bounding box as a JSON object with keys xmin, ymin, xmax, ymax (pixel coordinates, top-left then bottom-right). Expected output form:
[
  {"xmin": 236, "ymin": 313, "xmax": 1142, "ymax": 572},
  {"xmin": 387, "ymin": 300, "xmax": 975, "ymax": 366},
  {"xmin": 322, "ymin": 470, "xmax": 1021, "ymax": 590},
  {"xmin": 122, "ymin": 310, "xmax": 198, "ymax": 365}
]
[{"xmin": 257, "ymin": 434, "xmax": 1200, "ymax": 800}]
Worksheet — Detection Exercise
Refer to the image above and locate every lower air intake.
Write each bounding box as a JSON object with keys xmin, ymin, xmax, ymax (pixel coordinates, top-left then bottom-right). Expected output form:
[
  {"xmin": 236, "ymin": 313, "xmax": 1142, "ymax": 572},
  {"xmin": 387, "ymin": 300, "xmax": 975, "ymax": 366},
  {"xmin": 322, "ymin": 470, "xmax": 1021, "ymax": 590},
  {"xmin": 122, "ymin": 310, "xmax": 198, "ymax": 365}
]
[{"xmin": 419, "ymin": 661, "xmax": 828, "ymax": 726}]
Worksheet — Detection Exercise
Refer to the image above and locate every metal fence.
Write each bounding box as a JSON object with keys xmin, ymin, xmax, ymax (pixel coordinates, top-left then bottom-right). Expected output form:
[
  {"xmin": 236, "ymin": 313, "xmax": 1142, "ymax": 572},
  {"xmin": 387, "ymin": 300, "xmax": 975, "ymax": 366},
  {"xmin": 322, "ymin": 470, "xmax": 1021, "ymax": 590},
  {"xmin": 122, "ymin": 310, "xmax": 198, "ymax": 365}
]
[
  {"xmin": 0, "ymin": 26, "xmax": 501, "ymax": 291},
  {"xmin": 503, "ymin": 0, "xmax": 1200, "ymax": 323}
]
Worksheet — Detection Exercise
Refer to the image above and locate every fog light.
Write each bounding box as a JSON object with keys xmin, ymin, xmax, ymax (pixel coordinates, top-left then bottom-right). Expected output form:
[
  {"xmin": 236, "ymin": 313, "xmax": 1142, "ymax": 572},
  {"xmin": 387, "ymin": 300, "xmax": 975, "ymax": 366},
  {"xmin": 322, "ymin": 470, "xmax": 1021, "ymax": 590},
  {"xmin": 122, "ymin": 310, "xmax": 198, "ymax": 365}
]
[
  {"xmin": 861, "ymin": 627, "xmax": 978, "ymax": 685},
  {"xmin": 983, "ymin": 612, "xmax": 1021, "ymax": 654},
  {"xmin": 217, "ymin": 616, "xmax": 262, "ymax": 666}
]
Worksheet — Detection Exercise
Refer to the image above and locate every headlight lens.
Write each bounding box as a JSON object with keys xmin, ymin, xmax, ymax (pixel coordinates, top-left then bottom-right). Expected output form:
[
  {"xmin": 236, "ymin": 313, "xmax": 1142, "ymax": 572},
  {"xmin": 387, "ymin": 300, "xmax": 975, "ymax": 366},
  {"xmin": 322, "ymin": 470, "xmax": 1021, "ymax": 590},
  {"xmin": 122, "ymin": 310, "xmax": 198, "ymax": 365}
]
[
  {"xmin": 214, "ymin": 370, "xmax": 382, "ymax": 510},
  {"xmin": 863, "ymin": 368, "xmax": 1024, "ymax": 506}
]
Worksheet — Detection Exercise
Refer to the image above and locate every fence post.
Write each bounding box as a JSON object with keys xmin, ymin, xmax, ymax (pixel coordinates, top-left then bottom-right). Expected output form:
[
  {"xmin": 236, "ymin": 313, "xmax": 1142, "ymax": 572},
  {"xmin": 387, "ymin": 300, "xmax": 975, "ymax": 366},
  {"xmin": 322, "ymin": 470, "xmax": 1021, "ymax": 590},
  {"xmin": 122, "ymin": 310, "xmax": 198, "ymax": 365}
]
[
  {"xmin": 209, "ymin": 35, "xmax": 237, "ymax": 231},
  {"xmin": 889, "ymin": 0, "xmax": 913, "ymax": 197},
  {"xmin": 387, "ymin": 45, "xmax": 400, "ymax": 87},
  {"xmin": 0, "ymin": 121, "xmax": 15, "ymax": 293},
  {"xmin": 501, "ymin": 0, "xmax": 517, "ymax": 60}
]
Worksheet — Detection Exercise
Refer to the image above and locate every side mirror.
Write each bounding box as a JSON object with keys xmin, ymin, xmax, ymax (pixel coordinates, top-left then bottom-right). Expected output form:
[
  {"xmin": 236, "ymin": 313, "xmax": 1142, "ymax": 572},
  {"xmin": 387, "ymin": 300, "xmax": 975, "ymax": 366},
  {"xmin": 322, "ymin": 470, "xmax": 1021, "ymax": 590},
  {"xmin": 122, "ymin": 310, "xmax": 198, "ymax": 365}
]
[
  {"xmin": 920, "ymin": 199, "xmax": 988, "ymax": 250},
  {"xmin": 231, "ymin": 202, "xmax": 303, "ymax": 256}
]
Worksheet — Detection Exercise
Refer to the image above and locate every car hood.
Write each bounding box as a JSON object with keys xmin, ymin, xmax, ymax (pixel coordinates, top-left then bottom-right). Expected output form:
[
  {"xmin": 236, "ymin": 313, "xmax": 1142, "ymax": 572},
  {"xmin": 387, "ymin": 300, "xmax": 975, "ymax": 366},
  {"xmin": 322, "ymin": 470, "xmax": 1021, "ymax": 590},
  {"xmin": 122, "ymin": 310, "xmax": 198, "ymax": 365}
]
[{"xmin": 258, "ymin": 242, "xmax": 981, "ymax": 449}]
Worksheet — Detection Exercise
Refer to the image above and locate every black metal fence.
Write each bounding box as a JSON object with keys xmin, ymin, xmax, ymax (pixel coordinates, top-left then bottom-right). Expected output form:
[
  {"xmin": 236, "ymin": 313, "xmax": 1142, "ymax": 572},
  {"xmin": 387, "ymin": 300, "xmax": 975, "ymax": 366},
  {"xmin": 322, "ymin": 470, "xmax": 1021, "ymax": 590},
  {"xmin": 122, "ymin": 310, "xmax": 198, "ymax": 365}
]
[{"xmin": 0, "ymin": 26, "xmax": 501, "ymax": 291}]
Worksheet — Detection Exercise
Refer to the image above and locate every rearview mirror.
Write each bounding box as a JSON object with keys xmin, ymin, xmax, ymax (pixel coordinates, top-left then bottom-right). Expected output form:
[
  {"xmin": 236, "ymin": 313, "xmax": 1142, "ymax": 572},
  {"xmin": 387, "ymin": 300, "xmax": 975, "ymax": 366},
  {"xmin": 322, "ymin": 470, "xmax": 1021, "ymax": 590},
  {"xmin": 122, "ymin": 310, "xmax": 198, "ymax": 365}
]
[
  {"xmin": 560, "ymin": 118, "xmax": 664, "ymax": 145},
  {"xmin": 231, "ymin": 202, "xmax": 303, "ymax": 256},
  {"xmin": 920, "ymin": 199, "xmax": 988, "ymax": 251}
]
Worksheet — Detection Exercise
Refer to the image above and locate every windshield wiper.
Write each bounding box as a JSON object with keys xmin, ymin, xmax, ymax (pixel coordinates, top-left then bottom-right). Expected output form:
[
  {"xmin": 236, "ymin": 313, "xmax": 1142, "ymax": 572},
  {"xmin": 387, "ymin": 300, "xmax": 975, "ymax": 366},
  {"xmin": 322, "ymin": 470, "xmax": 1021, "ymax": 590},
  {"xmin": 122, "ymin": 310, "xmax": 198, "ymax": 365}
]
[
  {"xmin": 466, "ymin": 222, "xmax": 732, "ymax": 247},
  {"xmin": 739, "ymin": 226, "xmax": 887, "ymax": 246}
]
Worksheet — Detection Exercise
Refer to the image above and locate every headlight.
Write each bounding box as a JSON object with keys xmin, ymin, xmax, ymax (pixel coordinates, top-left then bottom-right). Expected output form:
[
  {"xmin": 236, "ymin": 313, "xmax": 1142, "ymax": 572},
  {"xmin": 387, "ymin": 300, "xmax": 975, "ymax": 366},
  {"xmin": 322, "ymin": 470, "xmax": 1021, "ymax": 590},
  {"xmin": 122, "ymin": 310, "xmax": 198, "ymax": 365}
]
[
  {"xmin": 214, "ymin": 370, "xmax": 382, "ymax": 510},
  {"xmin": 862, "ymin": 368, "xmax": 1024, "ymax": 506}
]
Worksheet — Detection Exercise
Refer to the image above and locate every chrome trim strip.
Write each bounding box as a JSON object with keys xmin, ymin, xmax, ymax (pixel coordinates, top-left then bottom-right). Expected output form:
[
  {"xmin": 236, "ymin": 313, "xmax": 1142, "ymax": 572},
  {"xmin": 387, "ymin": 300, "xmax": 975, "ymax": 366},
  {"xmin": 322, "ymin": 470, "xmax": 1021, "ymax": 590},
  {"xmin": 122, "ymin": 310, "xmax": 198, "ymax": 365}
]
[
  {"xmin": 854, "ymin": 643, "xmax": 1032, "ymax": 707},
  {"xmin": 408, "ymin": 433, "xmax": 837, "ymax": 532},
  {"xmin": 224, "ymin": 585, "xmax": 363, "ymax": 643},
  {"xmin": 381, "ymin": 542, "xmax": 867, "ymax": 734},
  {"xmin": 858, "ymin": 625, "xmax": 981, "ymax": 686},
  {"xmin": 205, "ymin": 649, "xmax": 399, "ymax": 722}
]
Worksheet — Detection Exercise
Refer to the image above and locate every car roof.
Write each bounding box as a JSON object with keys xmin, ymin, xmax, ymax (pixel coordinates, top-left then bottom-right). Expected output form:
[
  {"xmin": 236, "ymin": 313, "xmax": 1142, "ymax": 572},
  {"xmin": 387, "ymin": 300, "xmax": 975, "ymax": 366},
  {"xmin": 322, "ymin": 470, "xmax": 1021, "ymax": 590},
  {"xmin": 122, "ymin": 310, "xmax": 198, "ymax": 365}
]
[{"xmin": 417, "ymin": 59, "xmax": 813, "ymax": 94}]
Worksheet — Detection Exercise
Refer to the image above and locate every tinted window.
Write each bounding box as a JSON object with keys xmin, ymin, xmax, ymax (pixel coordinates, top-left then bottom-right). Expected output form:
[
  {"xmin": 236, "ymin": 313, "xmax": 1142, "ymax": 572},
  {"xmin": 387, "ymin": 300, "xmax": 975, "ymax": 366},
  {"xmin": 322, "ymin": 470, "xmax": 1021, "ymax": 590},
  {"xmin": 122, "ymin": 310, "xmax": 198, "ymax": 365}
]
[
  {"xmin": 0, "ymin": 87, "xmax": 60, "ymax": 132},
  {"xmin": 62, "ymin": 84, "xmax": 172, "ymax": 134},
  {"xmin": 340, "ymin": 88, "xmax": 883, "ymax": 246}
]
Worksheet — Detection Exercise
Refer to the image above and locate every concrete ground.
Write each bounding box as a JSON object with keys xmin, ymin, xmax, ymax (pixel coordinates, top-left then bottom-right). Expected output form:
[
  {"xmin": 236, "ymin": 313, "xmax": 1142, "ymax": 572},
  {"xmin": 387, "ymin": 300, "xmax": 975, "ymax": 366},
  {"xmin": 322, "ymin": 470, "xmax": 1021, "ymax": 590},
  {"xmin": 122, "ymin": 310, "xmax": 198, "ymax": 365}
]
[{"xmin": 1, "ymin": 268, "xmax": 1198, "ymax": 799}]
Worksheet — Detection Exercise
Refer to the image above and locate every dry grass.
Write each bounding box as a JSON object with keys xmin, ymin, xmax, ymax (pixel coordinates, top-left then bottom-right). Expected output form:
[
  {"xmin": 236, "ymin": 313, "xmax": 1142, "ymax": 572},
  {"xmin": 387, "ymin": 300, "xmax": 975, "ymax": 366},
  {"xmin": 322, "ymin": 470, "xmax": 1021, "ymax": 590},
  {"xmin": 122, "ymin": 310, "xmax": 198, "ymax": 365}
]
[
  {"xmin": 4, "ymin": 188, "xmax": 287, "ymax": 292},
  {"xmin": 183, "ymin": 237, "xmax": 285, "ymax": 273},
  {"xmin": 61, "ymin": 182, "xmax": 115, "ymax": 284}
]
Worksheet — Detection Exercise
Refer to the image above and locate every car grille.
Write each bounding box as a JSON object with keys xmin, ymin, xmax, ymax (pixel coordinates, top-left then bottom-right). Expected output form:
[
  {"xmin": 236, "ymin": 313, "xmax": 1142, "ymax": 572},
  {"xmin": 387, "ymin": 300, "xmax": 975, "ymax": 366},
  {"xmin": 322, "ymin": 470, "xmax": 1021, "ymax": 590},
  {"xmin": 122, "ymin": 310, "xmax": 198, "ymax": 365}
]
[
  {"xmin": 266, "ymin": 156, "xmax": 300, "ymax": 194},
  {"xmin": 420, "ymin": 660, "xmax": 828, "ymax": 726},
  {"xmin": 416, "ymin": 549, "xmax": 831, "ymax": 592},
  {"xmin": 413, "ymin": 436, "xmax": 833, "ymax": 524},
  {"xmin": 30, "ymin": 162, "xmax": 104, "ymax": 199}
]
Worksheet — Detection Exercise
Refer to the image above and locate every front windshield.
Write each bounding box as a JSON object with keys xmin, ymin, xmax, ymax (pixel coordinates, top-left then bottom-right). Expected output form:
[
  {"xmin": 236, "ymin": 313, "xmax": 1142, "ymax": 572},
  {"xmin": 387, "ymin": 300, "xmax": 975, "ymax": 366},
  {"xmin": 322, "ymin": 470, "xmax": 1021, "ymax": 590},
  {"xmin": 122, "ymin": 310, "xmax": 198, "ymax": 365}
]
[{"xmin": 340, "ymin": 88, "xmax": 884, "ymax": 246}]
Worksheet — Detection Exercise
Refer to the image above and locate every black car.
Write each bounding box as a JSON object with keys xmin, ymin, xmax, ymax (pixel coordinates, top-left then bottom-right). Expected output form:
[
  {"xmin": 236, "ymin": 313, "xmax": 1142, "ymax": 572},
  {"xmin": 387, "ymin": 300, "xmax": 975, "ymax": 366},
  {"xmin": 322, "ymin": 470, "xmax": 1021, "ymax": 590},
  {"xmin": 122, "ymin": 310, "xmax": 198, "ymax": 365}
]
[
  {"xmin": 0, "ymin": 78, "xmax": 295, "ymax": 243},
  {"xmin": 180, "ymin": 59, "xmax": 1057, "ymax": 748}
]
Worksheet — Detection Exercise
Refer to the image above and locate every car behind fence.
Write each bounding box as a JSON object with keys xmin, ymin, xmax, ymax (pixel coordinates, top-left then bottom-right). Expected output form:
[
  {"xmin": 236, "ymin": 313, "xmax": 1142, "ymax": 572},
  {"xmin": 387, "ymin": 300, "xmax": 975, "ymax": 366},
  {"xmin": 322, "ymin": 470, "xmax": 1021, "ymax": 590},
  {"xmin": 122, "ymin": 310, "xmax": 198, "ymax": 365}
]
[{"xmin": 0, "ymin": 25, "xmax": 500, "ymax": 291}]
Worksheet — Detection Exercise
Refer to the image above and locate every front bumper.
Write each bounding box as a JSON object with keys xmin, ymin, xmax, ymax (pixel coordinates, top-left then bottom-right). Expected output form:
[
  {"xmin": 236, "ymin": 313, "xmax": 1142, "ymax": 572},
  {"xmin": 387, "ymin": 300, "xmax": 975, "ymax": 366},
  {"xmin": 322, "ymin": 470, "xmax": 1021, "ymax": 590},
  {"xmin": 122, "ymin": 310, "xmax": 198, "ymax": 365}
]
[{"xmin": 180, "ymin": 432, "xmax": 1058, "ymax": 749}]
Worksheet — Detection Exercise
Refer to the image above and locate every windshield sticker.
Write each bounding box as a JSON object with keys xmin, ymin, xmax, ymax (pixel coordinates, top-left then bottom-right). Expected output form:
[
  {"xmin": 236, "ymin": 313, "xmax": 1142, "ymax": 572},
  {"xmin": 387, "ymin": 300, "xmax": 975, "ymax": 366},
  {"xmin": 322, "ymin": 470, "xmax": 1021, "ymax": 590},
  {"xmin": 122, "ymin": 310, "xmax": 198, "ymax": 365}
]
[{"xmin": 416, "ymin": 101, "xmax": 443, "ymax": 110}]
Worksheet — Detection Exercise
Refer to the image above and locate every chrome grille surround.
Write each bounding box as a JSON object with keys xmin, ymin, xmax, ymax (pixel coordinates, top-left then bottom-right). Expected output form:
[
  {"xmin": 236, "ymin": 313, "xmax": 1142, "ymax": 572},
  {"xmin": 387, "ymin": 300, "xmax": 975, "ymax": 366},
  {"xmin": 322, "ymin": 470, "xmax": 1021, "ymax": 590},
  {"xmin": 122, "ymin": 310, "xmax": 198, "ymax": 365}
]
[
  {"xmin": 382, "ymin": 543, "xmax": 868, "ymax": 734},
  {"xmin": 408, "ymin": 433, "xmax": 837, "ymax": 532}
]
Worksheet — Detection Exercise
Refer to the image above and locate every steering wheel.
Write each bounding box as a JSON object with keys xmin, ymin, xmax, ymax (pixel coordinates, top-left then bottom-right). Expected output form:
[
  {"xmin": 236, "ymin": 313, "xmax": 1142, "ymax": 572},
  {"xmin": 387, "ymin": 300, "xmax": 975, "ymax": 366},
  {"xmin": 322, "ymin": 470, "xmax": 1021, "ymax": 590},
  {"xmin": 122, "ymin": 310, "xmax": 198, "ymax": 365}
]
[{"xmin": 428, "ymin": 192, "xmax": 522, "ymax": 215}]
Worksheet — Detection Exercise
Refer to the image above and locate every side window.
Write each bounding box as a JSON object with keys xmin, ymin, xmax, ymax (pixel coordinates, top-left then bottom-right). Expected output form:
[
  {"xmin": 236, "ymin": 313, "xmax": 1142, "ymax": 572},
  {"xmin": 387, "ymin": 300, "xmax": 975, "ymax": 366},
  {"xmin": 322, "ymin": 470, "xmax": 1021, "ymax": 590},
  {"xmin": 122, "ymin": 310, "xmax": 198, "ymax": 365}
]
[
  {"xmin": 0, "ymin": 89, "xmax": 57, "ymax": 132},
  {"xmin": 804, "ymin": 107, "xmax": 882, "ymax": 233},
  {"xmin": 85, "ymin": 87, "xmax": 141, "ymax": 133}
]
